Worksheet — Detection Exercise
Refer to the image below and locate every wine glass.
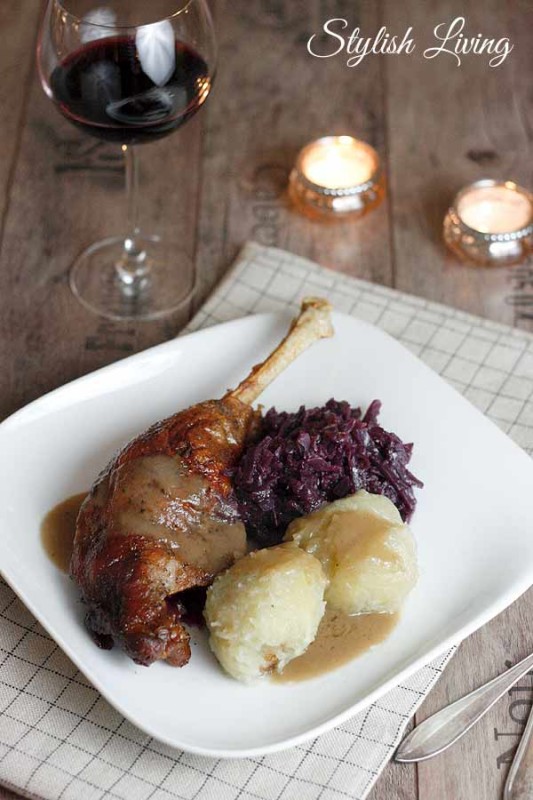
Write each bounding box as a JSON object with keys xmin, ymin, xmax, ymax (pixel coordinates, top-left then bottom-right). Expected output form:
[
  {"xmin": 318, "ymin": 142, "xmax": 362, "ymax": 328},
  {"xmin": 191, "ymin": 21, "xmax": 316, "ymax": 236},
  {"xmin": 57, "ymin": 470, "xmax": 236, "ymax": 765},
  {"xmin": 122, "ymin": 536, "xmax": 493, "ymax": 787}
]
[{"xmin": 37, "ymin": 0, "xmax": 216, "ymax": 321}]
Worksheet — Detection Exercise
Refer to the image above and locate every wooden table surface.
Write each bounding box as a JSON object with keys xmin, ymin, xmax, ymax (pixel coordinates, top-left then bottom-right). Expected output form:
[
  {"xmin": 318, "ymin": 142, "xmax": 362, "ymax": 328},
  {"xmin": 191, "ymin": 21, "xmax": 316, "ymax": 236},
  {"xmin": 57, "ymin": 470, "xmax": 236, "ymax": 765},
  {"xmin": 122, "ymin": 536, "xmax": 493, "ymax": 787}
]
[{"xmin": 1, "ymin": 1, "xmax": 532, "ymax": 798}]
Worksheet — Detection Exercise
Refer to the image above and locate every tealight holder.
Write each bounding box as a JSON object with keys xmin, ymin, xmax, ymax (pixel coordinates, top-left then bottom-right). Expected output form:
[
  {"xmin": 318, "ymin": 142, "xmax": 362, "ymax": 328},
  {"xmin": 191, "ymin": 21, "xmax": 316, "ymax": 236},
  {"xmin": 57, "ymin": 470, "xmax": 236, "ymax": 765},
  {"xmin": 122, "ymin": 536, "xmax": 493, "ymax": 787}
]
[
  {"xmin": 443, "ymin": 179, "xmax": 533, "ymax": 267},
  {"xmin": 289, "ymin": 136, "xmax": 385, "ymax": 220}
]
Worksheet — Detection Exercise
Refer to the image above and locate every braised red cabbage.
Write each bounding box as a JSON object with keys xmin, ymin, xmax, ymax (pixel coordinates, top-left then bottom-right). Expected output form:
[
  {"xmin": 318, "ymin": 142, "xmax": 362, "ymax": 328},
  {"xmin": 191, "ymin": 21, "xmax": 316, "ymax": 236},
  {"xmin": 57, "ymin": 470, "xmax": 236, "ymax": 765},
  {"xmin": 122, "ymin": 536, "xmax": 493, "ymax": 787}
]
[{"xmin": 232, "ymin": 399, "xmax": 422, "ymax": 547}]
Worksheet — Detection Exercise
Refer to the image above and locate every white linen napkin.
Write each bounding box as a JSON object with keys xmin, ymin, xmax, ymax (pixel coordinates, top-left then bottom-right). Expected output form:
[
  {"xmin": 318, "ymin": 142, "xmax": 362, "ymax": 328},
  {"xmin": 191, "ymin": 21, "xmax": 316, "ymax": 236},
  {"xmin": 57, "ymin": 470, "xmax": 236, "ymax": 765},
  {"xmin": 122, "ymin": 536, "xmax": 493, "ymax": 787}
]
[{"xmin": 3, "ymin": 241, "xmax": 533, "ymax": 800}]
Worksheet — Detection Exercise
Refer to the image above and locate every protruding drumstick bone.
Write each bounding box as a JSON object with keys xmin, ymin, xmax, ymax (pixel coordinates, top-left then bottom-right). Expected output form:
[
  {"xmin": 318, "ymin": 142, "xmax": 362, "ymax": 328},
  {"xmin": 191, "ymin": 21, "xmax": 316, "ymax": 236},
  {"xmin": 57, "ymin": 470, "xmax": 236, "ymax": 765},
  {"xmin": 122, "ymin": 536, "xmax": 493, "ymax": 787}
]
[{"xmin": 227, "ymin": 297, "xmax": 334, "ymax": 406}]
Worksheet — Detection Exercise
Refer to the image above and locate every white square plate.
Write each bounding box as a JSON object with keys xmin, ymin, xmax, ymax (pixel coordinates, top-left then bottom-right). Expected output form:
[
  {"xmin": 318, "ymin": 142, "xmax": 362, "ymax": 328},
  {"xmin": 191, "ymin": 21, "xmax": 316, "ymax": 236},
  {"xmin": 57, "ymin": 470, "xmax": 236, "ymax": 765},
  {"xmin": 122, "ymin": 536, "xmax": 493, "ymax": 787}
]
[{"xmin": 1, "ymin": 311, "xmax": 533, "ymax": 758}]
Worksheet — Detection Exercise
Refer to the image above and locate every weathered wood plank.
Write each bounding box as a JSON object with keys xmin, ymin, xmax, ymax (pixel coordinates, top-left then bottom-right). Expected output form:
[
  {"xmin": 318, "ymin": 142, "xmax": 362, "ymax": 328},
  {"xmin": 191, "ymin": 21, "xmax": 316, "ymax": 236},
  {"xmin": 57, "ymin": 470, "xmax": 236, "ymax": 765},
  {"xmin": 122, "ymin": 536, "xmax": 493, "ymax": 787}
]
[
  {"xmin": 0, "ymin": 2, "xmax": 41, "ymax": 231},
  {"xmin": 195, "ymin": 0, "xmax": 394, "ymax": 304},
  {"xmin": 0, "ymin": 787, "xmax": 20, "ymax": 800},
  {"xmin": 369, "ymin": 729, "xmax": 418, "ymax": 800},
  {"xmin": 384, "ymin": 0, "xmax": 533, "ymax": 328}
]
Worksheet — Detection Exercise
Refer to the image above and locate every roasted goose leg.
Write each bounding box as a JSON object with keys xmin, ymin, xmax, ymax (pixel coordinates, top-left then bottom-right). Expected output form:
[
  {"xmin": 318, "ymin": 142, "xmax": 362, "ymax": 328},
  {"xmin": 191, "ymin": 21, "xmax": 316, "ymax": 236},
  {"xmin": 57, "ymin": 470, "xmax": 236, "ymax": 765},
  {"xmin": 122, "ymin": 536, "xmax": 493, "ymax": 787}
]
[{"xmin": 71, "ymin": 298, "xmax": 333, "ymax": 666}]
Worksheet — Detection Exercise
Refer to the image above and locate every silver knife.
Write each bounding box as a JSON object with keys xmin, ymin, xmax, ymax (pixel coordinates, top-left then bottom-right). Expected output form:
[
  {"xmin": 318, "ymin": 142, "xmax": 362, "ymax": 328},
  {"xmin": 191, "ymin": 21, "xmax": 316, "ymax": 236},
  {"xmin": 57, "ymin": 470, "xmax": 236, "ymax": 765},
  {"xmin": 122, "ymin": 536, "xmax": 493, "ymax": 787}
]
[{"xmin": 396, "ymin": 651, "xmax": 533, "ymax": 763}]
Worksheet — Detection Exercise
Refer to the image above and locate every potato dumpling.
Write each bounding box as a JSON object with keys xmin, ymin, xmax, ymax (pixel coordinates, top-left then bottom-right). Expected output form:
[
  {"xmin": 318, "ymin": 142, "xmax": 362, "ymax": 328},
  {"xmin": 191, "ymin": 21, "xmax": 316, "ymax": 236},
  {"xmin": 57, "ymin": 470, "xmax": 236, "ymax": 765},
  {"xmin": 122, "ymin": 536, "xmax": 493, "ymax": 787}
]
[
  {"xmin": 285, "ymin": 490, "xmax": 418, "ymax": 615},
  {"xmin": 204, "ymin": 543, "xmax": 326, "ymax": 683}
]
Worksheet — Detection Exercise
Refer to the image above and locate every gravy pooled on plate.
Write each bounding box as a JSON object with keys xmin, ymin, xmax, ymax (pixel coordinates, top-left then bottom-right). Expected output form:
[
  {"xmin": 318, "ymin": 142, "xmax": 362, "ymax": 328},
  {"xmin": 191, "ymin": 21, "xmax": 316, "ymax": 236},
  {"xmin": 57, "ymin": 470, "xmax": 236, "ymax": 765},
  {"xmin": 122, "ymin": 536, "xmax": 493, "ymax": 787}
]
[
  {"xmin": 41, "ymin": 493, "xmax": 86, "ymax": 573},
  {"xmin": 276, "ymin": 607, "xmax": 398, "ymax": 682}
]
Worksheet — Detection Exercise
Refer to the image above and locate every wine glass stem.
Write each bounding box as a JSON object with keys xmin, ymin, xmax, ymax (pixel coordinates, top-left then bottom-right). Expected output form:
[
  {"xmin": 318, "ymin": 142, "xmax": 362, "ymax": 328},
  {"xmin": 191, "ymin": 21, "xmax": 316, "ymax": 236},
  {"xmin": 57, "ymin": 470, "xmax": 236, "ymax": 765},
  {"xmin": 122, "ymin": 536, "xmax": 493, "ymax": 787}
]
[{"xmin": 116, "ymin": 144, "xmax": 149, "ymax": 291}]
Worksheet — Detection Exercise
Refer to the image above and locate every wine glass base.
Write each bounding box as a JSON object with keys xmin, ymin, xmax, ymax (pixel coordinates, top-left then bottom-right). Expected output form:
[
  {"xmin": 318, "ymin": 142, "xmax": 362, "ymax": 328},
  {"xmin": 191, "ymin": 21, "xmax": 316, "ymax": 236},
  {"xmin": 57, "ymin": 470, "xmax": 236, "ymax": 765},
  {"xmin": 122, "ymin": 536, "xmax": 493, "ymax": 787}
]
[{"xmin": 70, "ymin": 236, "xmax": 196, "ymax": 322}]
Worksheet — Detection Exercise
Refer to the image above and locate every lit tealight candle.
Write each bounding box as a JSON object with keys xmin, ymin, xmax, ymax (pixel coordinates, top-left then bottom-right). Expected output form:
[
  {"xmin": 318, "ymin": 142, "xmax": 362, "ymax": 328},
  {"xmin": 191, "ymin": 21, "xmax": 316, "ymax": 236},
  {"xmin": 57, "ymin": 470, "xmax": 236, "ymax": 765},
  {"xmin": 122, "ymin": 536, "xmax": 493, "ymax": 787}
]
[
  {"xmin": 289, "ymin": 136, "xmax": 385, "ymax": 219},
  {"xmin": 301, "ymin": 137, "xmax": 375, "ymax": 189},
  {"xmin": 457, "ymin": 184, "xmax": 532, "ymax": 234},
  {"xmin": 444, "ymin": 180, "xmax": 533, "ymax": 266}
]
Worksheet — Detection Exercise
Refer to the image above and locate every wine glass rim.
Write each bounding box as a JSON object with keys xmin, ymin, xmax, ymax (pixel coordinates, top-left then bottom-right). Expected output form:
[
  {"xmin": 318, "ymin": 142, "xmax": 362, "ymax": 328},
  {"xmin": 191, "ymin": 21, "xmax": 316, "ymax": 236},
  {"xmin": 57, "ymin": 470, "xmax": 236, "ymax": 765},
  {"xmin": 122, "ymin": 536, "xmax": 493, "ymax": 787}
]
[{"xmin": 54, "ymin": 0, "xmax": 197, "ymax": 29}]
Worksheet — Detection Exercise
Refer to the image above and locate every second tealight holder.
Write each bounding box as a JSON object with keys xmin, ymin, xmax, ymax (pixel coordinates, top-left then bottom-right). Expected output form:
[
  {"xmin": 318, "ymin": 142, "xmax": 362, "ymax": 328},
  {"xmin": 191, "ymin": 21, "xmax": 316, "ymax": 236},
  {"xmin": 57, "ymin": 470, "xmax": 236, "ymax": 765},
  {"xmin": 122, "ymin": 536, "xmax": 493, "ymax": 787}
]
[{"xmin": 443, "ymin": 179, "xmax": 533, "ymax": 267}]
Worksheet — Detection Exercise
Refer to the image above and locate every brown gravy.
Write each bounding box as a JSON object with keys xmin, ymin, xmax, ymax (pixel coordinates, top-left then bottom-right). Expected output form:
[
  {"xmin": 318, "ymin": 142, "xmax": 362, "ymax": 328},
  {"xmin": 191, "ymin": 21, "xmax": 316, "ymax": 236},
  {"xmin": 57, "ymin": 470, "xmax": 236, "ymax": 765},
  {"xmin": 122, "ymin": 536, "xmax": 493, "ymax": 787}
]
[
  {"xmin": 328, "ymin": 509, "xmax": 401, "ymax": 563},
  {"xmin": 276, "ymin": 607, "xmax": 399, "ymax": 683},
  {"xmin": 41, "ymin": 493, "xmax": 87, "ymax": 573},
  {"xmin": 108, "ymin": 455, "xmax": 247, "ymax": 574}
]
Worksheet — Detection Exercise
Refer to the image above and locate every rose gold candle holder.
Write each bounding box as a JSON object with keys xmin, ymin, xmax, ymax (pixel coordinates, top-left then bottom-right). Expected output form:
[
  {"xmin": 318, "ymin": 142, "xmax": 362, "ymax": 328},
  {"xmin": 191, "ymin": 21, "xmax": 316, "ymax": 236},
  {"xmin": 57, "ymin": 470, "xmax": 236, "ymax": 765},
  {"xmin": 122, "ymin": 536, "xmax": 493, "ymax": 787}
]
[
  {"xmin": 443, "ymin": 179, "xmax": 533, "ymax": 267},
  {"xmin": 289, "ymin": 136, "xmax": 385, "ymax": 221}
]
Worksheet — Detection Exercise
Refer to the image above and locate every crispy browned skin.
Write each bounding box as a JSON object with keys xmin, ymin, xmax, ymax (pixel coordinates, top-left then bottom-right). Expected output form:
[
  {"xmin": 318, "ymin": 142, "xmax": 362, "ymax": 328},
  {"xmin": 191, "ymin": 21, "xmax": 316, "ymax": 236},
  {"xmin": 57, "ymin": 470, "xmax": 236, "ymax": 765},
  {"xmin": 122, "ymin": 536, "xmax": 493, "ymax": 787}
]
[
  {"xmin": 71, "ymin": 298, "xmax": 334, "ymax": 668},
  {"xmin": 71, "ymin": 397, "xmax": 260, "ymax": 667}
]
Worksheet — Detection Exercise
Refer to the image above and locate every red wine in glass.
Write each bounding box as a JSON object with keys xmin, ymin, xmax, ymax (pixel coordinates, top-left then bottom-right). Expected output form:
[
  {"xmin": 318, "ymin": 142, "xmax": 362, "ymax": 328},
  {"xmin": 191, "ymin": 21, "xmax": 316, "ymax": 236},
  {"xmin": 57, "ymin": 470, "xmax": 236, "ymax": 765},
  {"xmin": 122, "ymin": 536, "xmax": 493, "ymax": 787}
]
[
  {"xmin": 38, "ymin": 0, "xmax": 217, "ymax": 321},
  {"xmin": 50, "ymin": 36, "xmax": 210, "ymax": 144}
]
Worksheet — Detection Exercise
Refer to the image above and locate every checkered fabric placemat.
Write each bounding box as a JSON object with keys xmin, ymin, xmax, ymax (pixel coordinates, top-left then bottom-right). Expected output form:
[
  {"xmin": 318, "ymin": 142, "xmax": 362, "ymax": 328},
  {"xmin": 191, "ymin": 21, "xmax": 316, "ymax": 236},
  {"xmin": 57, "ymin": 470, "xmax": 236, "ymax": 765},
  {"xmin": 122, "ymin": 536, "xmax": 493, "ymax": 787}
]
[{"xmin": 3, "ymin": 241, "xmax": 533, "ymax": 800}]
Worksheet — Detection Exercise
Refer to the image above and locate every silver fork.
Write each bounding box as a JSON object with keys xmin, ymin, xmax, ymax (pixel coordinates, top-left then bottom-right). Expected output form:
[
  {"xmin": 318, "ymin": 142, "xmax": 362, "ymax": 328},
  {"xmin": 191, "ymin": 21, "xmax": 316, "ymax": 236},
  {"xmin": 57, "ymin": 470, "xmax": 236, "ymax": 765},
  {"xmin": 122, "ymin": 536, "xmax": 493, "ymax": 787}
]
[{"xmin": 504, "ymin": 698, "xmax": 533, "ymax": 800}]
